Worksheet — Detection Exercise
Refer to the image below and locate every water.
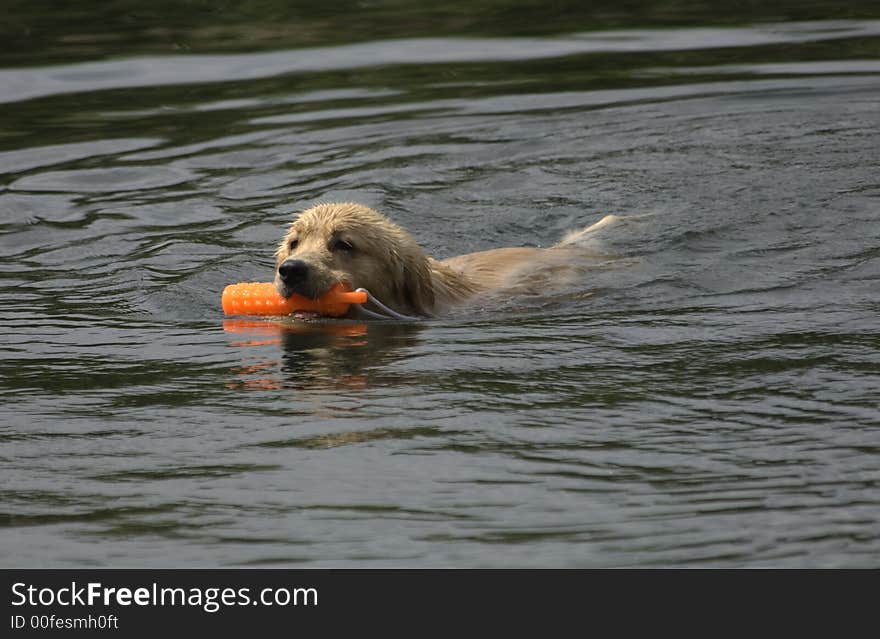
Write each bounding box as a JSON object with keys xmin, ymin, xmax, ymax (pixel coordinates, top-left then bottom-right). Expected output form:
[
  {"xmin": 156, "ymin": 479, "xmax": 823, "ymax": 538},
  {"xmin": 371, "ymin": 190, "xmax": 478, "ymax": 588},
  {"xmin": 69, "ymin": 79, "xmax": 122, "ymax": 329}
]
[{"xmin": 1, "ymin": 4, "xmax": 879, "ymax": 567}]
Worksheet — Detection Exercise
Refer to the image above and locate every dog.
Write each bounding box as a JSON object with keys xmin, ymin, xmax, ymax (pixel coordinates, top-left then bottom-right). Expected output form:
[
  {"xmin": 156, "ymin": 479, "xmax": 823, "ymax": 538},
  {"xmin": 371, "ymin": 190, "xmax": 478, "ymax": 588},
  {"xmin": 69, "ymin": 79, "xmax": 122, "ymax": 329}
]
[{"xmin": 274, "ymin": 202, "xmax": 618, "ymax": 318}]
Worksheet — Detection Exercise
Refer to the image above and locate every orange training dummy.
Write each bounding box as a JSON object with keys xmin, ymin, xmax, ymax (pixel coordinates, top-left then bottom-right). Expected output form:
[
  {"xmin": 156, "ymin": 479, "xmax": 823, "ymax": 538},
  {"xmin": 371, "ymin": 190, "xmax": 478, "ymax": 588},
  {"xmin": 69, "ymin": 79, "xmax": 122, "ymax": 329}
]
[{"xmin": 221, "ymin": 282, "xmax": 367, "ymax": 317}]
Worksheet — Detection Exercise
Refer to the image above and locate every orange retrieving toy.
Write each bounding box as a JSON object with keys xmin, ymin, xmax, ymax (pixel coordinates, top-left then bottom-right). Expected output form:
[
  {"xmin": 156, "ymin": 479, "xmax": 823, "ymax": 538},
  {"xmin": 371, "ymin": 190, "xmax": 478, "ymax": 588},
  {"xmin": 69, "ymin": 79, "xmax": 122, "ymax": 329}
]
[{"xmin": 221, "ymin": 282, "xmax": 367, "ymax": 317}]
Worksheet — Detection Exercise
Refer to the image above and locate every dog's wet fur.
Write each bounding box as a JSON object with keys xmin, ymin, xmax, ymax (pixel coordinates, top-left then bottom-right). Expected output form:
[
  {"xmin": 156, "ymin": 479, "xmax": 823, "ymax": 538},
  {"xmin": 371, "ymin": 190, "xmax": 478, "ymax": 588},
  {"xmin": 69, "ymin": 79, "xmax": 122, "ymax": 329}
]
[{"xmin": 275, "ymin": 202, "xmax": 617, "ymax": 318}]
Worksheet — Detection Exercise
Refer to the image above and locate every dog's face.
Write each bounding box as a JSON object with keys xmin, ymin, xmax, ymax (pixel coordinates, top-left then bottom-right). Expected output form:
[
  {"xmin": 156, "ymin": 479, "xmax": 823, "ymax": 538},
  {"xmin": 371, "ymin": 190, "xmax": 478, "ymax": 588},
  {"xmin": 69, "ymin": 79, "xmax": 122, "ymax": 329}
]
[{"xmin": 274, "ymin": 203, "xmax": 435, "ymax": 316}]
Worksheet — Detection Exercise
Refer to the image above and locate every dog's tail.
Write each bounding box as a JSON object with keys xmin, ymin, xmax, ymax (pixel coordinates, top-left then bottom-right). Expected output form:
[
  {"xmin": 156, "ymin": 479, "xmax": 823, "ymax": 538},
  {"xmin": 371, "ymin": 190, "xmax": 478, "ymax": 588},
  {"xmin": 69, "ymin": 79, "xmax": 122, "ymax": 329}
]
[{"xmin": 556, "ymin": 214, "xmax": 621, "ymax": 247}]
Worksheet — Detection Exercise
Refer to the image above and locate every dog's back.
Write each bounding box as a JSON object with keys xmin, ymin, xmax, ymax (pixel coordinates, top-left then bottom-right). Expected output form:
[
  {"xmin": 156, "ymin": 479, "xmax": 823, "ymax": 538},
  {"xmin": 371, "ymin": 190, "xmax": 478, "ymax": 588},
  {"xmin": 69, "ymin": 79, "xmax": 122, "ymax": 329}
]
[{"xmin": 437, "ymin": 214, "xmax": 621, "ymax": 296}]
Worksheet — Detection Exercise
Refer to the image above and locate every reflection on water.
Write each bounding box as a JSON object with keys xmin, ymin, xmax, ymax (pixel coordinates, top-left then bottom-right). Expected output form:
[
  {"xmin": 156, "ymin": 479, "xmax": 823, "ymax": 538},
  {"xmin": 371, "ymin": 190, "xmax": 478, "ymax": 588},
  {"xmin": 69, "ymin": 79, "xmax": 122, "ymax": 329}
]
[
  {"xmin": 1, "ymin": 3, "xmax": 879, "ymax": 567},
  {"xmin": 224, "ymin": 319, "xmax": 421, "ymax": 393}
]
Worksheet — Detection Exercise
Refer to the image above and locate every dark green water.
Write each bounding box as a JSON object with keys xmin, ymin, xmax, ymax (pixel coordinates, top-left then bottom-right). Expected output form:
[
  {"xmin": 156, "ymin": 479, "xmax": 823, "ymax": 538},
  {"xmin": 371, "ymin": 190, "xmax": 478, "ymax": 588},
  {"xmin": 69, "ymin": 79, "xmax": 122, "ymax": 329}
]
[{"xmin": 1, "ymin": 2, "xmax": 878, "ymax": 567}]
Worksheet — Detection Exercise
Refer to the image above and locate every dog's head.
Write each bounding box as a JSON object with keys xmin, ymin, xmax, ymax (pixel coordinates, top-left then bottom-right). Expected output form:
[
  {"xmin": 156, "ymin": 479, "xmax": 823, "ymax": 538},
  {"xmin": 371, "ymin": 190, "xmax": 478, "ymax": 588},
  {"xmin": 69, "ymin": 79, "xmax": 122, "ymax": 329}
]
[{"xmin": 274, "ymin": 203, "xmax": 436, "ymax": 316}]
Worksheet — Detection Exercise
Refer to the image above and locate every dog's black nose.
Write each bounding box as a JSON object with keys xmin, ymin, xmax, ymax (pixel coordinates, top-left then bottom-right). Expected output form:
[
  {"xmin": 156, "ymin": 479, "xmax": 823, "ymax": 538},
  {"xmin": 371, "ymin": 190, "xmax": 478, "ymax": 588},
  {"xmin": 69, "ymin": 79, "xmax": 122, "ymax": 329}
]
[{"xmin": 278, "ymin": 259, "xmax": 309, "ymax": 284}]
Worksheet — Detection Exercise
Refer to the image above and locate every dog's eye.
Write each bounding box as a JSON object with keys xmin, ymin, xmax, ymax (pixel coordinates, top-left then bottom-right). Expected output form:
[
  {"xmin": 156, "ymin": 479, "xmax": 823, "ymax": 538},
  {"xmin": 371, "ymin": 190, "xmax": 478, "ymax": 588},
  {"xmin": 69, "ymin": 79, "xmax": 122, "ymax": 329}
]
[
  {"xmin": 331, "ymin": 238, "xmax": 355, "ymax": 253},
  {"xmin": 288, "ymin": 238, "xmax": 299, "ymax": 251}
]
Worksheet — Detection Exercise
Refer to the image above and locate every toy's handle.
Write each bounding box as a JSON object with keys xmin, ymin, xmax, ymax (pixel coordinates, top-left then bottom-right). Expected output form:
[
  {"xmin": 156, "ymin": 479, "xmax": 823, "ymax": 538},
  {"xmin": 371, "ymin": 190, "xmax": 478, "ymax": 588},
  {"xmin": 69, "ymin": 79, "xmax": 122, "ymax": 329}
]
[{"xmin": 222, "ymin": 282, "xmax": 367, "ymax": 317}]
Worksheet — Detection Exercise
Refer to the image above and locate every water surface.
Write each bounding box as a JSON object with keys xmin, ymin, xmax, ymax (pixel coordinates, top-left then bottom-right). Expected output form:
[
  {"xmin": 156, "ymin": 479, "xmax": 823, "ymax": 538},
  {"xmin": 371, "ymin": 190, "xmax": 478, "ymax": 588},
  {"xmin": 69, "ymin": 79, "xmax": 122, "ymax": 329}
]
[{"xmin": 1, "ymin": 4, "xmax": 879, "ymax": 567}]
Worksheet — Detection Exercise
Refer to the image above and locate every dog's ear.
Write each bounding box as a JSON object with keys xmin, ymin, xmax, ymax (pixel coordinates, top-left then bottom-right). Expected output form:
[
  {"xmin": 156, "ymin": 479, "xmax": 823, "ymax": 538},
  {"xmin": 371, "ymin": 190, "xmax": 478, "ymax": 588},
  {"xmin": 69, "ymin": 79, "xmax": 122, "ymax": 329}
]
[{"xmin": 395, "ymin": 248, "xmax": 435, "ymax": 317}]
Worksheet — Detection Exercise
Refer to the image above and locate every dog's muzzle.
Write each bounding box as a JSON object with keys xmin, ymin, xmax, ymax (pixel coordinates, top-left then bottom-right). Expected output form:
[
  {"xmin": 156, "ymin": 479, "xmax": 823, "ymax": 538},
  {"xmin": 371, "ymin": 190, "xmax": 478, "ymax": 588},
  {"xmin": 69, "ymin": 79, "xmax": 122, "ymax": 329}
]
[
  {"xmin": 277, "ymin": 259, "xmax": 316, "ymax": 298},
  {"xmin": 278, "ymin": 259, "xmax": 308, "ymax": 283}
]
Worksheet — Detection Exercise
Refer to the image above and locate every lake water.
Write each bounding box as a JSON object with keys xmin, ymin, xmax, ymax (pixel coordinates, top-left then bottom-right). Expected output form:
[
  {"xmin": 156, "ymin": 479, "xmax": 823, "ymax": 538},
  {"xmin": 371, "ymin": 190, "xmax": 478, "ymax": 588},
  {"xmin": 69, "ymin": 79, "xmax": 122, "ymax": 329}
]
[{"xmin": 1, "ymin": 4, "xmax": 879, "ymax": 567}]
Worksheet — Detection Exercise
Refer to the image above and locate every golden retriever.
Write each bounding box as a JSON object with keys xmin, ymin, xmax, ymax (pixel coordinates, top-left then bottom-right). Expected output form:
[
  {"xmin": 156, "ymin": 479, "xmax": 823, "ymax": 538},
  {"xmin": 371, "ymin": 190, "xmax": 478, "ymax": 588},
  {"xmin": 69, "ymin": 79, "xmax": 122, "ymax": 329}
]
[{"xmin": 274, "ymin": 202, "xmax": 617, "ymax": 318}]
